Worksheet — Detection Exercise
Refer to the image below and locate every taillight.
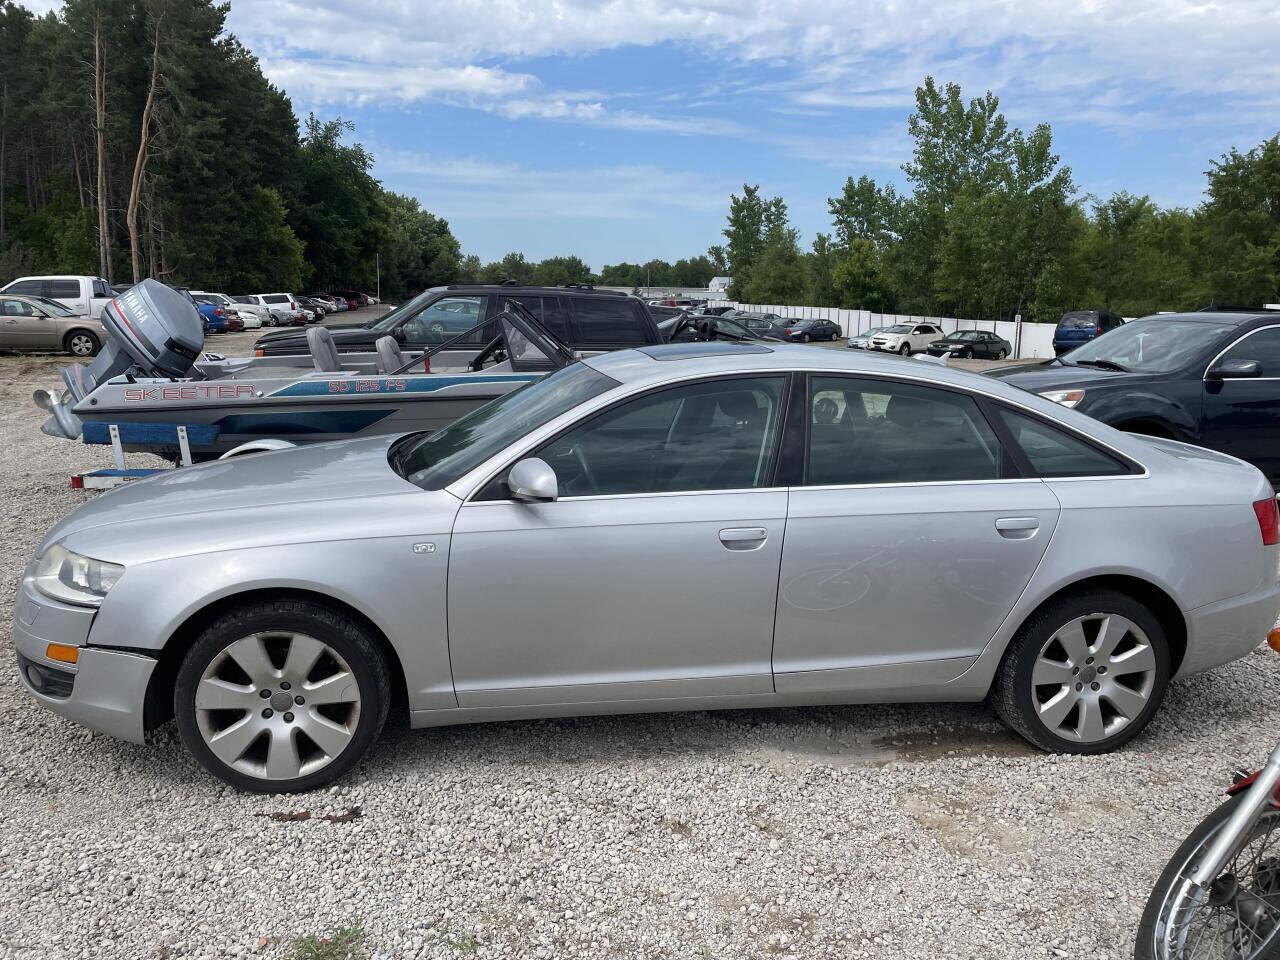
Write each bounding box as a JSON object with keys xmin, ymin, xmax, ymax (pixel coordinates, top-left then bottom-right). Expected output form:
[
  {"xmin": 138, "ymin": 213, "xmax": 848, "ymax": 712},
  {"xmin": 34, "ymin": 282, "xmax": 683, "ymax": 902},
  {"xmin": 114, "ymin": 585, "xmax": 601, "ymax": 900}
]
[
  {"xmin": 783, "ymin": 328, "xmax": 793, "ymax": 335},
  {"xmin": 214, "ymin": 307, "xmax": 223, "ymax": 316},
  {"xmin": 1095, "ymin": 325, "xmax": 1103, "ymax": 335},
  {"xmin": 1253, "ymin": 497, "xmax": 1279, "ymax": 545}
]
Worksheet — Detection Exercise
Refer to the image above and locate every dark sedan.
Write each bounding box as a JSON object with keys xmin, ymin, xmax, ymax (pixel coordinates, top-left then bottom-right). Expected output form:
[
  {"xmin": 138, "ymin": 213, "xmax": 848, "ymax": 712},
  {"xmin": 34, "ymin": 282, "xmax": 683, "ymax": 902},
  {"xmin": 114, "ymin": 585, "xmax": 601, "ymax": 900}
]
[
  {"xmin": 927, "ymin": 329, "xmax": 1012, "ymax": 359},
  {"xmin": 779, "ymin": 318, "xmax": 841, "ymax": 342},
  {"xmin": 990, "ymin": 308, "xmax": 1280, "ymax": 482}
]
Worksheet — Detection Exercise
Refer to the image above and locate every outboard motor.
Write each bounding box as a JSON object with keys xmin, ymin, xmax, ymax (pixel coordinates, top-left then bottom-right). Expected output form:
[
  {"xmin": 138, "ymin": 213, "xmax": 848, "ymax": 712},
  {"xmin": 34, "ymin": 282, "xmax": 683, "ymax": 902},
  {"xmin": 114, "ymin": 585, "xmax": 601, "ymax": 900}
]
[{"xmin": 61, "ymin": 278, "xmax": 204, "ymax": 402}]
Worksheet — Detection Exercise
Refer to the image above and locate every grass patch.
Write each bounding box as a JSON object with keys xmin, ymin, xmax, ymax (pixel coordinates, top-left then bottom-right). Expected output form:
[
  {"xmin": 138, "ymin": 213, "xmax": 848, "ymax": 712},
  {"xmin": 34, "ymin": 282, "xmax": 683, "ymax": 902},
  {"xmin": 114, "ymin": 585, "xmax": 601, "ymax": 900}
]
[{"xmin": 282, "ymin": 921, "xmax": 366, "ymax": 960}]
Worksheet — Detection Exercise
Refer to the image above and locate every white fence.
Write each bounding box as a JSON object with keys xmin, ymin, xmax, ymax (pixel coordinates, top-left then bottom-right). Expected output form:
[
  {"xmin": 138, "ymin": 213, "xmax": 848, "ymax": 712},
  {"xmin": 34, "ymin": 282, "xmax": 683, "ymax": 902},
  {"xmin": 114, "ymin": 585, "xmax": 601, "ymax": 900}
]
[{"xmin": 708, "ymin": 300, "xmax": 1056, "ymax": 359}]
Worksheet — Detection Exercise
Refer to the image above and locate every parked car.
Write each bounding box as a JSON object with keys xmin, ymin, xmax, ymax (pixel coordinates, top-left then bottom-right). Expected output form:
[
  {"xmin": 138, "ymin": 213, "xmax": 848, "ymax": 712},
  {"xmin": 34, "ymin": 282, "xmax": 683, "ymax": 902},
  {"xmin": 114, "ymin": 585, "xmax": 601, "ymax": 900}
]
[
  {"xmin": 847, "ymin": 326, "xmax": 892, "ymax": 350},
  {"xmin": 868, "ymin": 322, "xmax": 944, "ymax": 355},
  {"xmin": 925, "ymin": 329, "xmax": 1012, "ymax": 360},
  {"xmin": 242, "ymin": 293, "xmax": 305, "ymax": 326},
  {"xmin": 780, "ymin": 318, "xmax": 840, "ymax": 343},
  {"xmin": 17, "ymin": 343, "xmax": 1279, "ymax": 790},
  {"xmin": 0, "ymin": 275, "xmax": 114, "ymax": 318},
  {"xmin": 0, "ymin": 293, "xmax": 105, "ymax": 356},
  {"xmin": 192, "ymin": 293, "xmax": 259, "ymax": 330},
  {"xmin": 1053, "ymin": 309, "xmax": 1125, "ymax": 355},
  {"xmin": 992, "ymin": 307, "xmax": 1280, "ymax": 483},
  {"xmin": 226, "ymin": 295, "xmax": 274, "ymax": 327},
  {"xmin": 254, "ymin": 285, "xmax": 664, "ymax": 358},
  {"xmin": 297, "ymin": 296, "xmax": 327, "ymax": 320}
]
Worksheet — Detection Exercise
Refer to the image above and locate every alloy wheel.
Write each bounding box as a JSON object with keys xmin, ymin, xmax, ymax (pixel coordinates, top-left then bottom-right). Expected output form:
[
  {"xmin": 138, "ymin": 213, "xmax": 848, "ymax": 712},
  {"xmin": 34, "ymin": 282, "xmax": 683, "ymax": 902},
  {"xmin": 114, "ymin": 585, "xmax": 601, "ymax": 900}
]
[
  {"xmin": 69, "ymin": 333, "xmax": 96, "ymax": 356},
  {"xmin": 1031, "ymin": 612, "xmax": 1157, "ymax": 743},
  {"xmin": 194, "ymin": 631, "xmax": 362, "ymax": 781}
]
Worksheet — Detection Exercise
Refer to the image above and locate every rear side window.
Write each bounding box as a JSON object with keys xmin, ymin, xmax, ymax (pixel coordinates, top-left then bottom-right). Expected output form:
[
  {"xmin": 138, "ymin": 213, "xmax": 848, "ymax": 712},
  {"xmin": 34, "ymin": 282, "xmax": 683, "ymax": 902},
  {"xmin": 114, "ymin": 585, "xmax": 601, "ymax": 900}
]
[
  {"xmin": 263, "ymin": 294, "xmax": 289, "ymax": 304},
  {"xmin": 5, "ymin": 280, "xmax": 40, "ymax": 295},
  {"xmin": 805, "ymin": 376, "xmax": 1003, "ymax": 486},
  {"xmin": 46, "ymin": 279, "xmax": 80, "ymax": 299},
  {"xmin": 504, "ymin": 295, "xmax": 570, "ymax": 342},
  {"xmin": 569, "ymin": 298, "xmax": 646, "ymax": 346},
  {"xmin": 996, "ymin": 407, "xmax": 1128, "ymax": 478}
]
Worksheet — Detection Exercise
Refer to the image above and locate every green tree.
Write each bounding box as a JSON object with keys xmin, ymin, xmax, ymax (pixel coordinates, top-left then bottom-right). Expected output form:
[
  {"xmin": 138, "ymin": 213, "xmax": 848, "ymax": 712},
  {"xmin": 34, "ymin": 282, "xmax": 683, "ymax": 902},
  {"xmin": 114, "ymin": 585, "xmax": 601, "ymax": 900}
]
[{"xmin": 1199, "ymin": 135, "xmax": 1280, "ymax": 306}]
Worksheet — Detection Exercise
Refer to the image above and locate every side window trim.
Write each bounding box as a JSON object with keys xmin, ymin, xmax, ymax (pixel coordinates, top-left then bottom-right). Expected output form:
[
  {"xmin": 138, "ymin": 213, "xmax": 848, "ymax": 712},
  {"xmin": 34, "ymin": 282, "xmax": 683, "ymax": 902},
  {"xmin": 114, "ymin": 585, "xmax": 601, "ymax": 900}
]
[
  {"xmin": 986, "ymin": 400, "xmax": 1142, "ymax": 478},
  {"xmin": 470, "ymin": 372, "xmax": 793, "ymax": 502}
]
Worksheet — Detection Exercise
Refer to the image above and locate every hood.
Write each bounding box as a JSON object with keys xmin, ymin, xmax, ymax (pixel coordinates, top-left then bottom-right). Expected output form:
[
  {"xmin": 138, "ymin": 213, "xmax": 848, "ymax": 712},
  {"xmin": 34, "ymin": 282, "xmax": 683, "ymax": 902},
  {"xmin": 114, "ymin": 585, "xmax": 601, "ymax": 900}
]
[
  {"xmin": 257, "ymin": 324, "xmax": 371, "ymax": 344},
  {"xmin": 39, "ymin": 434, "xmax": 438, "ymax": 563},
  {"xmin": 986, "ymin": 361, "xmax": 1152, "ymax": 393}
]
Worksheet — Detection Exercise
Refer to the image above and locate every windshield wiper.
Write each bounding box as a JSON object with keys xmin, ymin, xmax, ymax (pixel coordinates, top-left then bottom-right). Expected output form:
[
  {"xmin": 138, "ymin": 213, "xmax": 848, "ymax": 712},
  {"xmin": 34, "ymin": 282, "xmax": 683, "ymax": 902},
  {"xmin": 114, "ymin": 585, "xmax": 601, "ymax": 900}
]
[{"xmin": 1073, "ymin": 358, "xmax": 1130, "ymax": 372}]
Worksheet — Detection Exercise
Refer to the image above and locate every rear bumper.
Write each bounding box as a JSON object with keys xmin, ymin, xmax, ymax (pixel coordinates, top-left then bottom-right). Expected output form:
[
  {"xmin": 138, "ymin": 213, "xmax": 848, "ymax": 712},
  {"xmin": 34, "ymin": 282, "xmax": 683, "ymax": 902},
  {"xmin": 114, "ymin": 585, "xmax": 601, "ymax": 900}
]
[
  {"xmin": 1180, "ymin": 578, "xmax": 1280, "ymax": 677},
  {"xmin": 12, "ymin": 581, "xmax": 154, "ymax": 744}
]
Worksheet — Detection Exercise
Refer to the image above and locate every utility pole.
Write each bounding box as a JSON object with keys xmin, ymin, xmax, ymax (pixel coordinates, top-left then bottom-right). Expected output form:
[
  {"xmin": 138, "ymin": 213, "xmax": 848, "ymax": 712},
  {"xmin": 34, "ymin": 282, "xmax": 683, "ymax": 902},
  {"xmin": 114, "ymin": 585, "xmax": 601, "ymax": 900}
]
[{"xmin": 376, "ymin": 252, "xmax": 380, "ymax": 301}]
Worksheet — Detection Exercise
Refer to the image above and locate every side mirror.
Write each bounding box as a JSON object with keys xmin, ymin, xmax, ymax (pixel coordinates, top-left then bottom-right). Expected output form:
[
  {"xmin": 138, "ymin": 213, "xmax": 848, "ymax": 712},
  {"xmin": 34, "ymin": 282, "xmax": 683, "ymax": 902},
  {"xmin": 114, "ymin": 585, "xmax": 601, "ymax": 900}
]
[
  {"xmin": 508, "ymin": 457, "xmax": 558, "ymax": 502},
  {"xmin": 1208, "ymin": 358, "xmax": 1262, "ymax": 380}
]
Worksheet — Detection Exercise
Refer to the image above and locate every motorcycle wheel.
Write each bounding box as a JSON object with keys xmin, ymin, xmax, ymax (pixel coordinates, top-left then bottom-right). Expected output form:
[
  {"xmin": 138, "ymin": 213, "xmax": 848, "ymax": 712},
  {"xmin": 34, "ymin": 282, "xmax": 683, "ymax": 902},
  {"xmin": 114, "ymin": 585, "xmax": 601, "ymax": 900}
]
[{"xmin": 1135, "ymin": 792, "xmax": 1280, "ymax": 959}]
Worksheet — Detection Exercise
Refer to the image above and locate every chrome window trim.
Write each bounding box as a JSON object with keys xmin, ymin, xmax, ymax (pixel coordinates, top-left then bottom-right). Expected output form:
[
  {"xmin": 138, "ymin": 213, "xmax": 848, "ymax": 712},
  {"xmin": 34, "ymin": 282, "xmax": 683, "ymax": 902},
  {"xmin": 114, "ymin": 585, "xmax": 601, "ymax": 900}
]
[
  {"xmin": 1202, "ymin": 323, "xmax": 1280, "ymax": 381},
  {"xmin": 449, "ymin": 362, "xmax": 1151, "ymax": 502}
]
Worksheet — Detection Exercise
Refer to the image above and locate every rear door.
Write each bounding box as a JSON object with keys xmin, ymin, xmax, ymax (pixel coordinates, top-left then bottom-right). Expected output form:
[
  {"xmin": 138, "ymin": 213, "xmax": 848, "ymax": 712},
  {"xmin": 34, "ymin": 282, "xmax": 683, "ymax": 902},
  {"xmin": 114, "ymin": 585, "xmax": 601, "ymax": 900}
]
[
  {"xmin": 0, "ymin": 298, "xmax": 59, "ymax": 350},
  {"xmin": 45, "ymin": 278, "xmax": 86, "ymax": 315},
  {"xmin": 773, "ymin": 374, "xmax": 1060, "ymax": 694}
]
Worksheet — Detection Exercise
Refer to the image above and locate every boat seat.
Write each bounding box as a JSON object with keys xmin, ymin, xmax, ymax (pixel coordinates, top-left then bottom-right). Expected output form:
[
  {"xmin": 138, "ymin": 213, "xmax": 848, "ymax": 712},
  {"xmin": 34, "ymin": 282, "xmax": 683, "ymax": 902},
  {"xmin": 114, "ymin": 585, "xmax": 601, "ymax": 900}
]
[
  {"xmin": 307, "ymin": 326, "xmax": 343, "ymax": 373},
  {"xmin": 375, "ymin": 336, "xmax": 405, "ymax": 374}
]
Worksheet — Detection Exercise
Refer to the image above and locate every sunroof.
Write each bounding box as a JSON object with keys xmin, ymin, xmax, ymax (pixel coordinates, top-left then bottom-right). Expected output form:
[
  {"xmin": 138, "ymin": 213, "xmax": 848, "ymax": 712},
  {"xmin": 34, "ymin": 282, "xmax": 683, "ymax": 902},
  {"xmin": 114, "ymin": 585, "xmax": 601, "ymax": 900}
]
[{"xmin": 638, "ymin": 342, "xmax": 775, "ymax": 361}]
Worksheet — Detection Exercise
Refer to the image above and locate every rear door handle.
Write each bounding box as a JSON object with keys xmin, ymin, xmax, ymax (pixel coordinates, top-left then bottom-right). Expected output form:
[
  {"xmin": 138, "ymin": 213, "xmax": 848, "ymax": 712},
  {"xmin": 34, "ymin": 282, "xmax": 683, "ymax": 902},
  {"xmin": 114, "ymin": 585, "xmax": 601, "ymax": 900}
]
[
  {"xmin": 719, "ymin": 527, "xmax": 768, "ymax": 550},
  {"xmin": 995, "ymin": 517, "xmax": 1040, "ymax": 539}
]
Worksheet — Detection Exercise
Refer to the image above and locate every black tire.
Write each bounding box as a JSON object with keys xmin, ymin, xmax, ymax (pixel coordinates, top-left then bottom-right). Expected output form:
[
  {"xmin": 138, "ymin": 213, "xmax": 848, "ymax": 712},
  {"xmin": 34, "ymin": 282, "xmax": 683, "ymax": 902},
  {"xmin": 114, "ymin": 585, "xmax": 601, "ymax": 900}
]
[
  {"xmin": 800, "ymin": 333, "xmax": 810, "ymax": 343},
  {"xmin": 174, "ymin": 598, "xmax": 391, "ymax": 792},
  {"xmin": 990, "ymin": 588, "xmax": 1171, "ymax": 754},
  {"xmin": 64, "ymin": 329, "xmax": 100, "ymax": 357},
  {"xmin": 1135, "ymin": 792, "xmax": 1280, "ymax": 960},
  {"xmin": 997, "ymin": 348, "xmax": 1008, "ymax": 360},
  {"xmin": 899, "ymin": 343, "xmax": 911, "ymax": 355},
  {"xmin": 960, "ymin": 347, "xmax": 973, "ymax": 359}
]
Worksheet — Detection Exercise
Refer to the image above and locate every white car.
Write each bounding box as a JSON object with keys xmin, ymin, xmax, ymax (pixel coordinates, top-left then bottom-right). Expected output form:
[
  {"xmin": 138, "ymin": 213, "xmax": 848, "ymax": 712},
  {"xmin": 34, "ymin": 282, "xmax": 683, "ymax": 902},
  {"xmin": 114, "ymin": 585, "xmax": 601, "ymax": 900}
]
[
  {"xmin": 246, "ymin": 293, "xmax": 305, "ymax": 326},
  {"xmin": 191, "ymin": 292, "xmax": 262, "ymax": 329},
  {"xmin": 1, "ymin": 275, "xmax": 113, "ymax": 318},
  {"xmin": 847, "ymin": 325, "xmax": 892, "ymax": 350},
  {"xmin": 867, "ymin": 322, "xmax": 944, "ymax": 355}
]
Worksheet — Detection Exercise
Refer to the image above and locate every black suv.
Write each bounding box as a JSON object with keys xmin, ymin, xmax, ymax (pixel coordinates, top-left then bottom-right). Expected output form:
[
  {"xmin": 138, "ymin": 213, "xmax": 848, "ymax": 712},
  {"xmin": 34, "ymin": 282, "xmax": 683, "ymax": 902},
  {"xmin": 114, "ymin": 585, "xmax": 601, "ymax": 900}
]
[
  {"xmin": 991, "ymin": 308, "xmax": 1280, "ymax": 481},
  {"xmin": 253, "ymin": 284, "xmax": 662, "ymax": 357}
]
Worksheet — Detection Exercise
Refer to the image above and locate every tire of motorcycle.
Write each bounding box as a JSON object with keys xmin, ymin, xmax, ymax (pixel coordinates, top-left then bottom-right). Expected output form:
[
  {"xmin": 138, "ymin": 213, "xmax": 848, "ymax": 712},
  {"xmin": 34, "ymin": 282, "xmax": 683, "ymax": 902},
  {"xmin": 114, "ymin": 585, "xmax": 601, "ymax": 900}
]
[{"xmin": 1134, "ymin": 791, "xmax": 1280, "ymax": 960}]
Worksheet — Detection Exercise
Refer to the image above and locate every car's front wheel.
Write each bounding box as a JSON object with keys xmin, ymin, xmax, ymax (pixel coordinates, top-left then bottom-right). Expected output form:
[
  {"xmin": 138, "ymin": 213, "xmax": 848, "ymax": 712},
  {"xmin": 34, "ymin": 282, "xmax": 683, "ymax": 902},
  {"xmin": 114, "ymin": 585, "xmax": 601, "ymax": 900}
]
[
  {"xmin": 991, "ymin": 589, "xmax": 1170, "ymax": 754},
  {"xmin": 175, "ymin": 599, "xmax": 390, "ymax": 792},
  {"xmin": 898, "ymin": 343, "xmax": 911, "ymax": 355}
]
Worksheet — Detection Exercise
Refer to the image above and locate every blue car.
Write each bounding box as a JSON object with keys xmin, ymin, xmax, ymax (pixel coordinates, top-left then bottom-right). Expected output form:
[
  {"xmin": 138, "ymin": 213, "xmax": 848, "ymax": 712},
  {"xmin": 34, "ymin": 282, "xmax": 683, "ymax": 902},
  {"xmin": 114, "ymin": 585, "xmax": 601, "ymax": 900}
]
[{"xmin": 1053, "ymin": 309, "xmax": 1125, "ymax": 355}]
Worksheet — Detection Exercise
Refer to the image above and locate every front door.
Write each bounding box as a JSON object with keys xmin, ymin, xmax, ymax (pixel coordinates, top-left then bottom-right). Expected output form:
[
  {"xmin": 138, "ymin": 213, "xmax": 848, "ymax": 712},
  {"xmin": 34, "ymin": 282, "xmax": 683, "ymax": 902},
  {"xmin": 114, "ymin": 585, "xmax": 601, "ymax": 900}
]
[
  {"xmin": 0, "ymin": 298, "xmax": 58, "ymax": 350},
  {"xmin": 1202, "ymin": 325, "xmax": 1280, "ymax": 480},
  {"xmin": 773, "ymin": 375, "xmax": 1060, "ymax": 692},
  {"xmin": 448, "ymin": 374, "xmax": 790, "ymax": 706}
]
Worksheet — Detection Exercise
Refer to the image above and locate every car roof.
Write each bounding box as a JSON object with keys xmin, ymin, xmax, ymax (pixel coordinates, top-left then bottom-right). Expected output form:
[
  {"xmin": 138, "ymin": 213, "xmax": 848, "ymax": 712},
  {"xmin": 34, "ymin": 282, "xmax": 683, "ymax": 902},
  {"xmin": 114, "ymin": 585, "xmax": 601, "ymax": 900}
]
[
  {"xmin": 1135, "ymin": 310, "xmax": 1278, "ymax": 325},
  {"xmin": 434, "ymin": 283, "xmax": 629, "ymax": 298}
]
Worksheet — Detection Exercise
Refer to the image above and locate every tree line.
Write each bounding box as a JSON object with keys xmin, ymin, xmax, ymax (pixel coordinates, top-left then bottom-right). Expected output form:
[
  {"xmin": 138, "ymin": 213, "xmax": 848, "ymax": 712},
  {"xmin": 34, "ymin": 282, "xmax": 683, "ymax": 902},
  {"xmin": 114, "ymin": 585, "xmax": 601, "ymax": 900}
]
[
  {"xmin": 0, "ymin": 0, "xmax": 474, "ymax": 299},
  {"xmin": 720, "ymin": 77, "xmax": 1280, "ymax": 322}
]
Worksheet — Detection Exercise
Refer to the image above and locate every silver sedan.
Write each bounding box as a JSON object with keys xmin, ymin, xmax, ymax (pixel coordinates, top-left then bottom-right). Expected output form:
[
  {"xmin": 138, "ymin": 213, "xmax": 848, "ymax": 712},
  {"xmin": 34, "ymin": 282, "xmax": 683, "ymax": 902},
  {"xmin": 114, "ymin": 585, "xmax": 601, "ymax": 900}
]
[{"xmin": 15, "ymin": 344, "xmax": 1280, "ymax": 791}]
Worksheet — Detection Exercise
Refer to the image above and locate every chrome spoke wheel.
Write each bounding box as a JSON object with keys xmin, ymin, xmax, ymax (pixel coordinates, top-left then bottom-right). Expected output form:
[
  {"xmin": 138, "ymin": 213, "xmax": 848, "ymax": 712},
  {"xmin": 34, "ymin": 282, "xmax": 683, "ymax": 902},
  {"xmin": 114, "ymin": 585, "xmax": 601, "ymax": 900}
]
[
  {"xmin": 1153, "ymin": 810, "xmax": 1280, "ymax": 960},
  {"xmin": 194, "ymin": 631, "xmax": 361, "ymax": 782},
  {"xmin": 69, "ymin": 334, "xmax": 96, "ymax": 356},
  {"xmin": 1030, "ymin": 612, "xmax": 1156, "ymax": 744}
]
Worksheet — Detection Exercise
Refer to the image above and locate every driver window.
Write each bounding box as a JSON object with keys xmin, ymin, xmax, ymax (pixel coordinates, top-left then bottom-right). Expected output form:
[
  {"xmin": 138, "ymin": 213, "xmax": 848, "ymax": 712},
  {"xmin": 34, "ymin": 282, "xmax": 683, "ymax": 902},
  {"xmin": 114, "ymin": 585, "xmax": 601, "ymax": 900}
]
[
  {"xmin": 400, "ymin": 296, "xmax": 485, "ymax": 344},
  {"xmin": 0, "ymin": 298, "xmax": 35, "ymax": 317},
  {"xmin": 1221, "ymin": 328, "xmax": 1280, "ymax": 376},
  {"xmin": 530, "ymin": 376, "xmax": 786, "ymax": 497}
]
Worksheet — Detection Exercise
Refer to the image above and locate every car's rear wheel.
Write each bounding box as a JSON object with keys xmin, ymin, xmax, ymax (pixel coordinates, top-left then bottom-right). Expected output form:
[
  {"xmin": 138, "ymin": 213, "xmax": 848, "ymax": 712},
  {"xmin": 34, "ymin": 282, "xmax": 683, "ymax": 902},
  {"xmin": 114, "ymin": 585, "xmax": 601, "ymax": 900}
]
[
  {"xmin": 997, "ymin": 348, "xmax": 1008, "ymax": 360},
  {"xmin": 175, "ymin": 599, "xmax": 390, "ymax": 792},
  {"xmin": 991, "ymin": 589, "xmax": 1170, "ymax": 754},
  {"xmin": 65, "ymin": 329, "xmax": 100, "ymax": 357}
]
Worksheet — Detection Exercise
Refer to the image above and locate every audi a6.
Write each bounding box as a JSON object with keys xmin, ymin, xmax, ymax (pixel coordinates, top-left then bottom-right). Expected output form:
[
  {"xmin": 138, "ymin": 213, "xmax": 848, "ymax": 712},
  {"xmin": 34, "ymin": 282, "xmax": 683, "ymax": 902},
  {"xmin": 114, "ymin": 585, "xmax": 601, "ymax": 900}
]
[{"xmin": 15, "ymin": 343, "xmax": 1280, "ymax": 791}]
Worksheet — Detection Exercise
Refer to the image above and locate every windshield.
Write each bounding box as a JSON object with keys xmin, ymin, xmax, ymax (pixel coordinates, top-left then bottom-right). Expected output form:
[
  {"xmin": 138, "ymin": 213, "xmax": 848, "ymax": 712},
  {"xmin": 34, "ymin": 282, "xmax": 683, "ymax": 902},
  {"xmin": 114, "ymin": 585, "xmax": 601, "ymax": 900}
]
[
  {"xmin": 369, "ymin": 289, "xmax": 435, "ymax": 331},
  {"xmin": 953, "ymin": 331, "xmax": 981, "ymax": 340},
  {"xmin": 884, "ymin": 324, "xmax": 912, "ymax": 334},
  {"xmin": 33, "ymin": 296, "xmax": 74, "ymax": 316},
  {"xmin": 393, "ymin": 363, "xmax": 618, "ymax": 490},
  {"xmin": 1063, "ymin": 319, "xmax": 1235, "ymax": 374}
]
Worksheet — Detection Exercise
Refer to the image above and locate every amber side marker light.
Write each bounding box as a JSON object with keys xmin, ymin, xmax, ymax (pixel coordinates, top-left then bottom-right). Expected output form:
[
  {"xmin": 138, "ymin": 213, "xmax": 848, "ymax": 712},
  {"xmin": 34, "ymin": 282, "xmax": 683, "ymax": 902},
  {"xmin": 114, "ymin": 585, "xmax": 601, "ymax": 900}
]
[
  {"xmin": 1268, "ymin": 628, "xmax": 1280, "ymax": 655},
  {"xmin": 45, "ymin": 643, "xmax": 79, "ymax": 664}
]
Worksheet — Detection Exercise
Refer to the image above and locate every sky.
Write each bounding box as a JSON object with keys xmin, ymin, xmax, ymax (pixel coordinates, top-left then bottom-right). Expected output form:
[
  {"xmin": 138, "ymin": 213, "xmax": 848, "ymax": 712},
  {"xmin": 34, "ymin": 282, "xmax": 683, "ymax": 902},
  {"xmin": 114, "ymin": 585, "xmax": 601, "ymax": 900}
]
[{"xmin": 22, "ymin": 1, "xmax": 1280, "ymax": 268}]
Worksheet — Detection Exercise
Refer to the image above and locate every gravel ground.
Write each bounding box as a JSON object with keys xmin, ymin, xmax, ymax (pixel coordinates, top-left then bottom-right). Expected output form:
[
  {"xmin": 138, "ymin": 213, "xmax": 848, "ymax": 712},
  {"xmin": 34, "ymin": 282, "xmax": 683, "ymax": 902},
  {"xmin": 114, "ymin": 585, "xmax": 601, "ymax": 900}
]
[{"xmin": 1, "ymin": 336, "xmax": 1278, "ymax": 960}]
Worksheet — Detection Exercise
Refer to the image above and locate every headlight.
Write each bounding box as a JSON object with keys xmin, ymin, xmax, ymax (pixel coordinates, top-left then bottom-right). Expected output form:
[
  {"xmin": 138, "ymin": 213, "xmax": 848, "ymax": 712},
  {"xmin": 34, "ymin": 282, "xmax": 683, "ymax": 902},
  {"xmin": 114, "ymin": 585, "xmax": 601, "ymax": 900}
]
[
  {"xmin": 33, "ymin": 543, "xmax": 124, "ymax": 606},
  {"xmin": 1039, "ymin": 388, "xmax": 1086, "ymax": 408}
]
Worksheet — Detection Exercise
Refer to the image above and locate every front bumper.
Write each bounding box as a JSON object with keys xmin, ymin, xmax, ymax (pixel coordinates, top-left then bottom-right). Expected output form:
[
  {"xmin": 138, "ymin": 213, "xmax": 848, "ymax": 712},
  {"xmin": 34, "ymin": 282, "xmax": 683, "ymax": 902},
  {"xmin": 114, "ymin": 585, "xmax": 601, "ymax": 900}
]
[
  {"xmin": 1180, "ymin": 577, "xmax": 1280, "ymax": 677},
  {"xmin": 12, "ymin": 580, "xmax": 155, "ymax": 744}
]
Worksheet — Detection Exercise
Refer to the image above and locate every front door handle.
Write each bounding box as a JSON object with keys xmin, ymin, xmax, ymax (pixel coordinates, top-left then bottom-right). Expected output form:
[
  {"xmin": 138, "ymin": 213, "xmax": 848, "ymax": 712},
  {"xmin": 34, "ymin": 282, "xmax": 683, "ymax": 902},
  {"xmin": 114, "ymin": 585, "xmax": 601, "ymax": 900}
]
[
  {"xmin": 719, "ymin": 527, "xmax": 768, "ymax": 550},
  {"xmin": 995, "ymin": 517, "xmax": 1040, "ymax": 539}
]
